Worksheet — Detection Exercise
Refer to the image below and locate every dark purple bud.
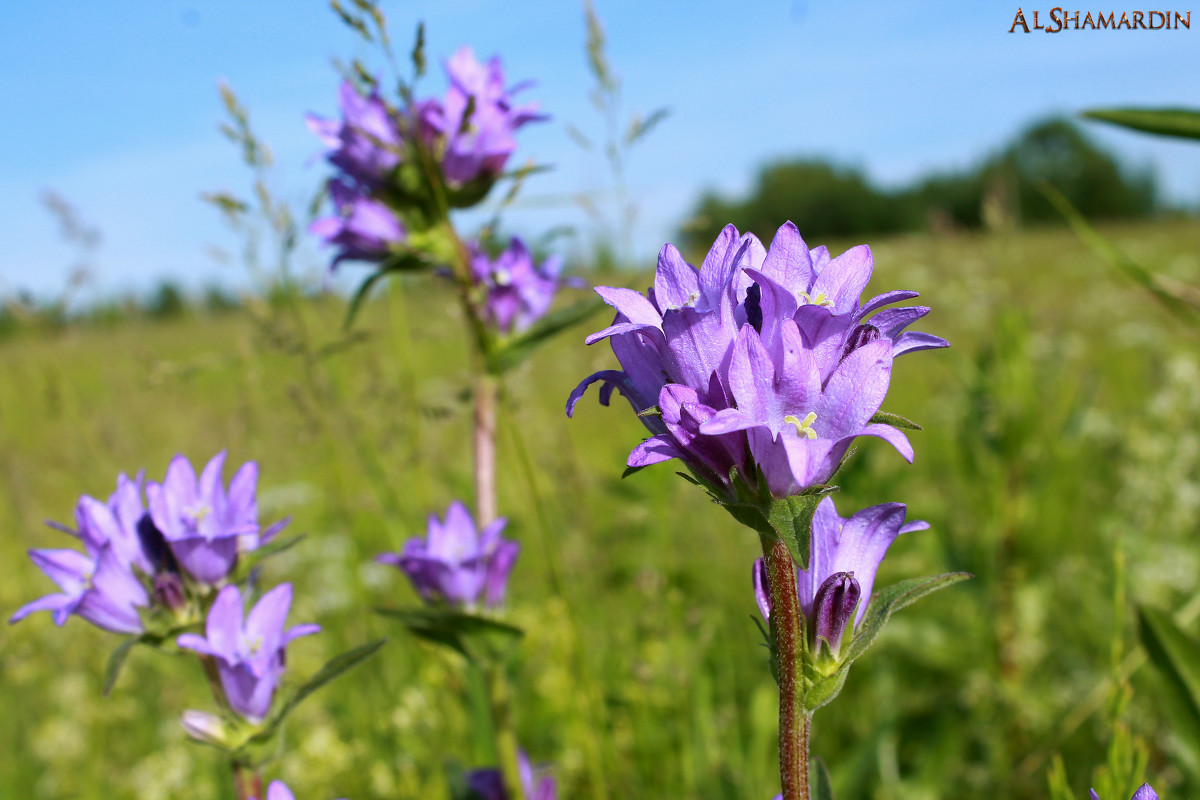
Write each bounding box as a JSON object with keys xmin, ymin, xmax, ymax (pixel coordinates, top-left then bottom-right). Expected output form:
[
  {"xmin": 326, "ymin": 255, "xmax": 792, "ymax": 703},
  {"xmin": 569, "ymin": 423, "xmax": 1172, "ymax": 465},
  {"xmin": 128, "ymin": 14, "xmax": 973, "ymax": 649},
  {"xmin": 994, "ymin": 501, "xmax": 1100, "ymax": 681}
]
[
  {"xmin": 153, "ymin": 572, "xmax": 187, "ymax": 612},
  {"xmin": 812, "ymin": 571, "xmax": 860, "ymax": 656},
  {"xmin": 839, "ymin": 323, "xmax": 882, "ymax": 364},
  {"xmin": 744, "ymin": 283, "xmax": 763, "ymax": 333}
]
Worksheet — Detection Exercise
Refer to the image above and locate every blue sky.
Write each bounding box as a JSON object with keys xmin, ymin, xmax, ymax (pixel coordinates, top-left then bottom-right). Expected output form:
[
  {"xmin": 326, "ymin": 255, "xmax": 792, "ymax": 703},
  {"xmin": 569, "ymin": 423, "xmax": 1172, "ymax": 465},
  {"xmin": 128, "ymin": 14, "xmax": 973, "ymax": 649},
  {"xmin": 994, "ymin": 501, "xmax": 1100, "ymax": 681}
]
[{"xmin": 2, "ymin": 1, "xmax": 1198, "ymax": 302}]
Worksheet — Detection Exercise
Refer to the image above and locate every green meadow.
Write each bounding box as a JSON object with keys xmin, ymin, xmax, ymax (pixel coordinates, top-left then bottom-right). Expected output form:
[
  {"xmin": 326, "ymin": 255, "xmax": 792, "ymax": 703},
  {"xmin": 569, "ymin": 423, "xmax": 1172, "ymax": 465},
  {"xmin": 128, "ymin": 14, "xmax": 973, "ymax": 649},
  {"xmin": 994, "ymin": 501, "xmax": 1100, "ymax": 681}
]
[{"xmin": 2, "ymin": 218, "xmax": 1198, "ymax": 799}]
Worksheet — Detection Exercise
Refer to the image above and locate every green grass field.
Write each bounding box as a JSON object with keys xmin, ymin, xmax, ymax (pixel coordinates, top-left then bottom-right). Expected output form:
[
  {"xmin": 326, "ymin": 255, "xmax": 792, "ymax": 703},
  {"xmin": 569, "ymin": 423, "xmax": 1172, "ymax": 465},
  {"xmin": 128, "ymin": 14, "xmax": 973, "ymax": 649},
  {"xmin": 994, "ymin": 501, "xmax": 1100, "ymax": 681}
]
[{"xmin": 2, "ymin": 219, "xmax": 1199, "ymax": 799}]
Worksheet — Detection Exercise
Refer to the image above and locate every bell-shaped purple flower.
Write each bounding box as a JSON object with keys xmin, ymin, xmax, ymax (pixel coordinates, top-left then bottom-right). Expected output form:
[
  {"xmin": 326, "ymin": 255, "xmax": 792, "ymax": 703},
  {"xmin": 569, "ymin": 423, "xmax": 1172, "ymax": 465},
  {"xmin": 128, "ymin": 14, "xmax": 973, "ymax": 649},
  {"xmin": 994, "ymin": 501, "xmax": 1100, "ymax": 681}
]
[
  {"xmin": 1091, "ymin": 786, "xmax": 1159, "ymax": 800},
  {"xmin": 147, "ymin": 452, "xmax": 259, "ymax": 586},
  {"xmin": 420, "ymin": 47, "xmax": 546, "ymax": 187},
  {"xmin": 469, "ymin": 237, "xmax": 579, "ymax": 334},
  {"xmin": 310, "ymin": 180, "xmax": 406, "ymax": 270},
  {"xmin": 569, "ymin": 221, "xmax": 945, "ymax": 498},
  {"xmin": 307, "ymin": 80, "xmax": 404, "ymax": 187},
  {"xmin": 10, "ymin": 543, "xmax": 148, "ymax": 634},
  {"xmin": 466, "ymin": 751, "xmax": 557, "ymax": 800},
  {"xmin": 376, "ymin": 501, "xmax": 519, "ymax": 610},
  {"xmin": 754, "ymin": 497, "xmax": 928, "ymax": 652},
  {"xmin": 177, "ymin": 583, "xmax": 319, "ymax": 722}
]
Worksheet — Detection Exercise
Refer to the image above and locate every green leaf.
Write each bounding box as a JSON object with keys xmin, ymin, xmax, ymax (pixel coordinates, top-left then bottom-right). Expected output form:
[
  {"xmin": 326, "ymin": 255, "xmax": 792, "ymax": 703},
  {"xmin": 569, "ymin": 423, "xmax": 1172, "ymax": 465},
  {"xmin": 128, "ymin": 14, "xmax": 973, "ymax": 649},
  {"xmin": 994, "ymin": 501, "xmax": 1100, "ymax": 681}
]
[
  {"xmin": 489, "ymin": 297, "xmax": 606, "ymax": 373},
  {"xmin": 1139, "ymin": 605, "xmax": 1200, "ymax": 754},
  {"xmin": 266, "ymin": 639, "xmax": 386, "ymax": 730},
  {"xmin": 1037, "ymin": 181, "xmax": 1199, "ymax": 322},
  {"xmin": 868, "ymin": 411, "xmax": 923, "ymax": 431},
  {"xmin": 1083, "ymin": 107, "xmax": 1200, "ymax": 142},
  {"xmin": 343, "ymin": 270, "xmax": 390, "ymax": 331},
  {"xmin": 102, "ymin": 636, "xmax": 138, "ymax": 696},
  {"xmin": 378, "ymin": 608, "xmax": 523, "ymax": 663},
  {"xmin": 812, "ymin": 756, "xmax": 836, "ymax": 800},
  {"xmin": 841, "ymin": 573, "xmax": 971, "ymax": 667},
  {"xmin": 767, "ymin": 491, "xmax": 834, "ymax": 570}
]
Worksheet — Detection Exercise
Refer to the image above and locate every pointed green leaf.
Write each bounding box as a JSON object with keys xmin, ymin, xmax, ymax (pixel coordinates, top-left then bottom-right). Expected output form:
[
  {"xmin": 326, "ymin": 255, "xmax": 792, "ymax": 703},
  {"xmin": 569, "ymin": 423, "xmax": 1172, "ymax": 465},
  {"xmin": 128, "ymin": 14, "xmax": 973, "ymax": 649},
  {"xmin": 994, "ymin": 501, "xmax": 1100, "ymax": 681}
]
[
  {"xmin": 266, "ymin": 638, "xmax": 385, "ymax": 729},
  {"xmin": 767, "ymin": 491, "xmax": 835, "ymax": 570},
  {"xmin": 102, "ymin": 636, "xmax": 138, "ymax": 696},
  {"xmin": 1139, "ymin": 605, "xmax": 1200, "ymax": 756},
  {"xmin": 490, "ymin": 297, "xmax": 606, "ymax": 373},
  {"xmin": 343, "ymin": 271, "xmax": 390, "ymax": 330},
  {"xmin": 868, "ymin": 411, "xmax": 923, "ymax": 431},
  {"xmin": 378, "ymin": 608, "xmax": 523, "ymax": 663},
  {"xmin": 803, "ymin": 668, "xmax": 849, "ymax": 714},
  {"xmin": 840, "ymin": 572, "xmax": 971, "ymax": 667},
  {"xmin": 410, "ymin": 21, "xmax": 427, "ymax": 77},
  {"xmin": 812, "ymin": 756, "xmax": 836, "ymax": 800},
  {"xmin": 1083, "ymin": 107, "xmax": 1200, "ymax": 142}
]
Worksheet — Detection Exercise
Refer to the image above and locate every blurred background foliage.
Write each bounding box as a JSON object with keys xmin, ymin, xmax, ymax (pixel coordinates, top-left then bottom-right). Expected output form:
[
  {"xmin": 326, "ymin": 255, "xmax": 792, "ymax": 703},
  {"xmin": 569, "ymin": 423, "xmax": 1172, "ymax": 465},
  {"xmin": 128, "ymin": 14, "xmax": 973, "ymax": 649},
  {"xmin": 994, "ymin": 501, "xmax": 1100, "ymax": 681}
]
[
  {"xmin": 2, "ymin": 205, "xmax": 1199, "ymax": 798},
  {"xmin": 681, "ymin": 117, "xmax": 1163, "ymax": 248}
]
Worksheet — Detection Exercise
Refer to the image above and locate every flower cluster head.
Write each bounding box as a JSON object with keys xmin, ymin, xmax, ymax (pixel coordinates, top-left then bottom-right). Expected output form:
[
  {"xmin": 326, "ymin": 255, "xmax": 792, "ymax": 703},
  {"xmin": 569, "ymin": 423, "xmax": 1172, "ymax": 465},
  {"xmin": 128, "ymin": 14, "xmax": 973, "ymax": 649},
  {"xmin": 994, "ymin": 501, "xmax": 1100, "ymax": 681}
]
[
  {"xmin": 11, "ymin": 453, "xmax": 286, "ymax": 635},
  {"xmin": 466, "ymin": 751, "xmax": 557, "ymax": 800},
  {"xmin": 309, "ymin": 47, "xmax": 544, "ymax": 271},
  {"xmin": 567, "ymin": 222, "xmax": 948, "ymax": 500},
  {"xmin": 178, "ymin": 583, "xmax": 319, "ymax": 722},
  {"xmin": 418, "ymin": 46, "xmax": 545, "ymax": 188},
  {"xmin": 377, "ymin": 500, "xmax": 519, "ymax": 610},
  {"xmin": 469, "ymin": 237, "xmax": 579, "ymax": 335},
  {"xmin": 753, "ymin": 497, "xmax": 928, "ymax": 658},
  {"xmin": 1091, "ymin": 787, "xmax": 1158, "ymax": 800}
]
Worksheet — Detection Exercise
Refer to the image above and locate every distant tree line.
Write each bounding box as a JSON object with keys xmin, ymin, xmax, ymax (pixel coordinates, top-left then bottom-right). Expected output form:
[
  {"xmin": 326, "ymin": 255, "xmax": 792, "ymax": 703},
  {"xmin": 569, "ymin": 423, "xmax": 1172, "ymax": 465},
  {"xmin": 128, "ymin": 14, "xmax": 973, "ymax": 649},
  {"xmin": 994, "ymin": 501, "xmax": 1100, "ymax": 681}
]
[{"xmin": 680, "ymin": 118, "xmax": 1163, "ymax": 251}]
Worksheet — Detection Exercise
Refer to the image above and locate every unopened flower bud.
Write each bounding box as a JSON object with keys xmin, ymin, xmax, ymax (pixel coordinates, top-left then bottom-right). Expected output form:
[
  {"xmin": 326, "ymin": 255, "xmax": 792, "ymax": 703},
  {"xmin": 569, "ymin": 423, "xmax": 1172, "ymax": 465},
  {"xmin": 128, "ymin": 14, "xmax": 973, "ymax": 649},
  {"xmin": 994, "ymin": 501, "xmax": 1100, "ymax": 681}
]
[
  {"xmin": 153, "ymin": 571, "xmax": 187, "ymax": 613},
  {"xmin": 180, "ymin": 710, "xmax": 231, "ymax": 748},
  {"xmin": 812, "ymin": 571, "xmax": 860, "ymax": 657},
  {"xmin": 839, "ymin": 323, "xmax": 882, "ymax": 364},
  {"xmin": 752, "ymin": 558, "xmax": 772, "ymax": 620}
]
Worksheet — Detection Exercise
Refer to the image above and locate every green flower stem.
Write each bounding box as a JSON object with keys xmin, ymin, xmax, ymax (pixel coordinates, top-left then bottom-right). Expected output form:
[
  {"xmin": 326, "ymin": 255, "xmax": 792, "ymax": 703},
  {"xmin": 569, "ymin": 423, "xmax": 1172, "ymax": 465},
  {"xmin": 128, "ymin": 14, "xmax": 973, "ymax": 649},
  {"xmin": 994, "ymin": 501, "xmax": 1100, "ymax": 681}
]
[
  {"xmin": 763, "ymin": 536, "xmax": 810, "ymax": 800},
  {"xmin": 474, "ymin": 372, "xmax": 499, "ymax": 528},
  {"xmin": 466, "ymin": 660, "xmax": 499, "ymax": 764},
  {"xmin": 486, "ymin": 662, "xmax": 529, "ymax": 800}
]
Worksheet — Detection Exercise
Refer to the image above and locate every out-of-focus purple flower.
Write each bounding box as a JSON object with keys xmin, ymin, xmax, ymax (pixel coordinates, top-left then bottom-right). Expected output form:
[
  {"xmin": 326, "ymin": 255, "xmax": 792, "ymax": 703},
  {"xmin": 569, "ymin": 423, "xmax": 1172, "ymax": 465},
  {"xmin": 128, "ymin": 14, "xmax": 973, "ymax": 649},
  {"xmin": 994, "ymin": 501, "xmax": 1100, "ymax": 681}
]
[
  {"xmin": 147, "ymin": 452, "xmax": 259, "ymax": 585},
  {"xmin": 376, "ymin": 501, "xmax": 519, "ymax": 610},
  {"xmin": 419, "ymin": 46, "xmax": 546, "ymax": 187},
  {"xmin": 568, "ymin": 222, "xmax": 945, "ymax": 498},
  {"xmin": 1090, "ymin": 786, "xmax": 1159, "ymax": 800},
  {"xmin": 466, "ymin": 751, "xmax": 557, "ymax": 800},
  {"xmin": 181, "ymin": 709, "xmax": 231, "ymax": 748},
  {"xmin": 468, "ymin": 237, "xmax": 580, "ymax": 334},
  {"xmin": 177, "ymin": 583, "xmax": 319, "ymax": 722},
  {"xmin": 307, "ymin": 80, "xmax": 404, "ymax": 186},
  {"xmin": 310, "ymin": 180, "xmax": 406, "ymax": 270},
  {"xmin": 754, "ymin": 497, "xmax": 928, "ymax": 655},
  {"xmin": 10, "ymin": 543, "xmax": 148, "ymax": 634}
]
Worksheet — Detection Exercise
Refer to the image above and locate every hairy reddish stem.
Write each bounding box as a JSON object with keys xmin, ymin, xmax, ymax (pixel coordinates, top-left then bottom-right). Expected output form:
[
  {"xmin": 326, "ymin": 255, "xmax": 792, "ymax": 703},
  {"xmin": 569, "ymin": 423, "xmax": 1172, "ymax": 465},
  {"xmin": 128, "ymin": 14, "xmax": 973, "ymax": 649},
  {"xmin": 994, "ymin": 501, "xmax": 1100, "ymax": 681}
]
[{"xmin": 763, "ymin": 537, "xmax": 810, "ymax": 800}]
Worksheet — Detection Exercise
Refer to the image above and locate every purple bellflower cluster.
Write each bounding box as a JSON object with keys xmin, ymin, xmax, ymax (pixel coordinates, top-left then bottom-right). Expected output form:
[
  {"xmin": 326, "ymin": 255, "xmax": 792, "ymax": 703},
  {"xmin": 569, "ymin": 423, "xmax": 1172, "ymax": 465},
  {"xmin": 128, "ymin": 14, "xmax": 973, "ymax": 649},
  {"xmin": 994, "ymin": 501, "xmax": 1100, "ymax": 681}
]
[
  {"xmin": 178, "ymin": 583, "xmax": 319, "ymax": 722},
  {"xmin": 469, "ymin": 237, "xmax": 581, "ymax": 335},
  {"xmin": 11, "ymin": 453, "xmax": 287, "ymax": 635},
  {"xmin": 753, "ymin": 498, "xmax": 928, "ymax": 658},
  {"xmin": 1091, "ymin": 787, "xmax": 1159, "ymax": 800},
  {"xmin": 567, "ymin": 221, "xmax": 948, "ymax": 499},
  {"xmin": 309, "ymin": 47, "xmax": 544, "ymax": 271},
  {"xmin": 377, "ymin": 500, "xmax": 519, "ymax": 610},
  {"xmin": 466, "ymin": 751, "xmax": 558, "ymax": 800}
]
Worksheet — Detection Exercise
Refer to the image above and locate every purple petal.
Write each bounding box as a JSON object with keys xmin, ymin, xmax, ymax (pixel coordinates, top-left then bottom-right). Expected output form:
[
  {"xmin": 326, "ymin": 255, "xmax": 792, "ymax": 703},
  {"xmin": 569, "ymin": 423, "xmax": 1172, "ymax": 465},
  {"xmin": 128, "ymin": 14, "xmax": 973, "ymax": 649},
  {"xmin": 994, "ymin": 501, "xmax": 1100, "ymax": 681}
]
[
  {"xmin": 246, "ymin": 583, "xmax": 293, "ymax": 663},
  {"xmin": 28, "ymin": 548, "xmax": 92, "ymax": 594},
  {"xmin": 811, "ymin": 245, "xmax": 873, "ymax": 313},
  {"xmin": 169, "ymin": 536, "xmax": 239, "ymax": 585},
  {"xmin": 205, "ymin": 585, "xmax": 245, "ymax": 660},
  {"xmin": 859, "ymin": 290, "xmax": 920, "ymax": 317},
  {"xmin": 284, "ymin": 623, "xmax": 321, "ymax": 645},
  {"xmin": 761, "ymin": 221, "xmax": 815, "ymax": 292},
  {"xmin": 9, "ymin": 592, "xmax": 77, "ymax": 626},
  {"xmin": 814, "ymin": 339, "xmax": 893, "ymax": 438},
  {"xmin": 892, "ymin": 330, "xmax": 951, "ymax": 357},
  {"xmin": 627, "ymin": 436, "xmax": 682, "ymax": 467},
  {"xmin": 267, "ymin": 781, "xmax": 296, "ymax": 800},
  {"xmin": 484, "ymin": 539, "xmax": 520, "ymax": 608},
  {"xmin": 653, "ymin": 244, "xmax": 701, "ymax": 310}
]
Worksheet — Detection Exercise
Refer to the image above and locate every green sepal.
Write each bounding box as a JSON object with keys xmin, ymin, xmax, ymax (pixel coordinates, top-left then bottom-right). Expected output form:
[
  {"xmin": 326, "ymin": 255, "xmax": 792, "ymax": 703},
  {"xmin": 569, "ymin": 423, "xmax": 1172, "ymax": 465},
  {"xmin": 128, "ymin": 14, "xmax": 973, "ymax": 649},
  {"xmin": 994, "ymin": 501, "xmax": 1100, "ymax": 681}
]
[
  {"xmin": 378, "ymin": 607, "xmax": 524, "ymax": 664},
  {"xmin": 812, "ymin": 755, "xmax": 836, "ymax": 800},
  {"xmin": 1083, "ymin": 107, "xmax": 1200, "ymax": 142},
  {"xmin": 799, "ymin": 572, "xmax": 971, "ymax": 713},
  {"xmin": 868, "ymin": 411, "xmax": 923, "ymax": 431},
  {"xmin": 102, "ymin": 636, "xmax": 139, "ymax": 696},
  {"xmin": 486, "ymin": 297, "xmax": 606, "ymax": 374}
]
